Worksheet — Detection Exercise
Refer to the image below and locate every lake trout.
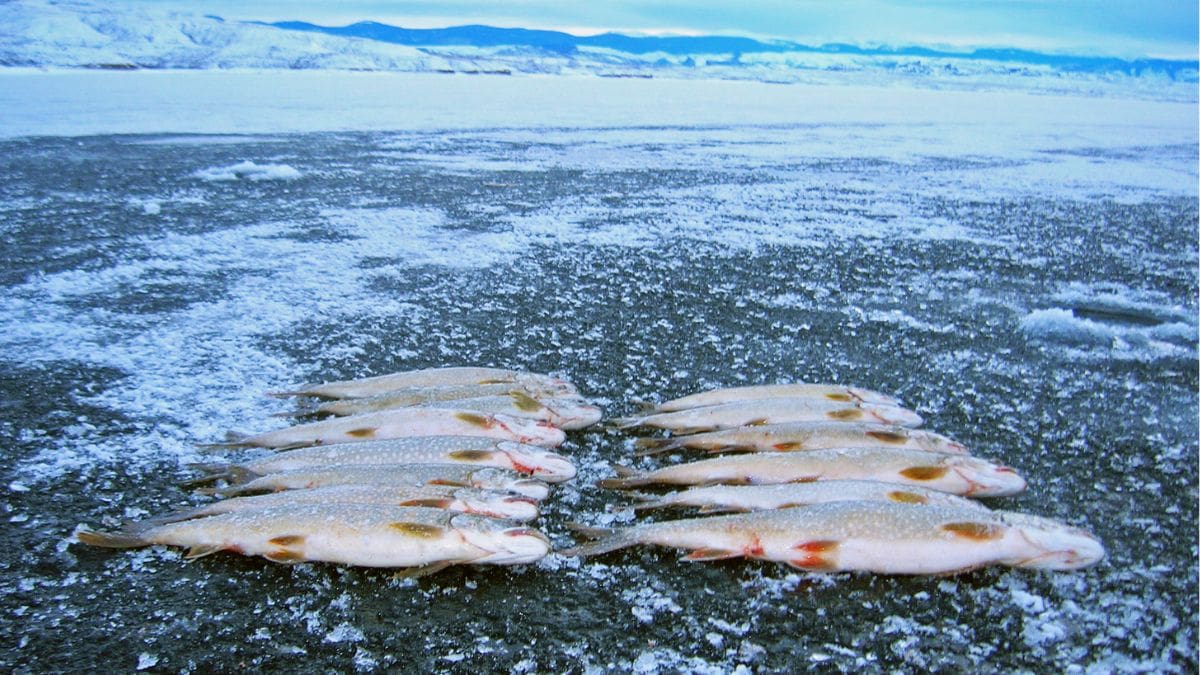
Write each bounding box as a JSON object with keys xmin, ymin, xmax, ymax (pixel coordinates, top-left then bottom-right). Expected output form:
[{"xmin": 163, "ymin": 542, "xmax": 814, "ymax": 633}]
[
  {"xmin": 611, "ymin": 398, "xmax": 923, "ymax": 433},
  {"xmin": 648, "ymin": 384, "xmax": 899, "ymax": 411},
  {"xmin": 311, "ymin": 393, "xmax": 602, "ymax": 430},
  {"xmin": 190, "ymin": 437, "xmax": 576, "ymax": 484},
  {"xmin": 200, "ymin": 463, "xmax": 551, "ymax": 500},
  {"xmin": 78, "ymin": 504, "xmax": 550, "ymax": 573},
  {"xmin": 630, "ymin": 480, "xmax": 991, "ymax": 513},
  {"xmin": 561, "ymin": 501, "xmax": 1104, "ymax": 573},
  {"xmin": 270, "ymin": 367, "xmax": 576, "ymax": 399},
  {"xmin": 635, "ymin": 422, "xmax": 966, "ymax": 456},
  {"xmin": 142, "ymin": 484, "xmax": 541, "ymax": 524},
  {"xmin": 204, "ymin": 409, "xmax": 566, "ymax": 450},
  {"xmin": 598, "ymin": 448, "xmax": 1026, "ymax": 497}
]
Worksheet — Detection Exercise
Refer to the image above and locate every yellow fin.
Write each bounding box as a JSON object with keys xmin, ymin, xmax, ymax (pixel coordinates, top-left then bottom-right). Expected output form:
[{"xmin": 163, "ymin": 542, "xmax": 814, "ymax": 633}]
[
  {"xmin": 887, "ymin": 490, "xmax": 930, "ymax": 504},
  {"xmin": 345, "ymin": 427, "xmax": 377, "ymax": 439},
  {"xmin": 942, "ymin": 522, "xmax": 1004, "ymax": 541},
  {"xmin": 268, "ymin": 535, "xmax": 305, "ymax": 547},
  {"xmin": 264, "ymin": 549, "xmax": 305, "ymax": 564},
  {"xmin": 826, "ymin": 408, "xmax": 864, "ymax": 421},
  {"xmin": 448, "ymin": 449, "xmax": 494, "ymax": 461},
  {"xmin": 866, "ymin": 430, "xmax": 909, "ymax": 444},
  {"xmin": 900, "ymin": 466, "xmax": 949, "ymax": 480},
  {"xmin": 772, "ymin": 442, "xmax": 806, "ymax": 452},
  {"xmin": 455, "ymin": 412, "xmax": 492, "ymax": 428},
  {"xmin": 825, "ymin": 392, "xmax": 854, "ymax": 402},
  {"xmin": 508, "ymin": 391, "xmax": 544, "ymax": 412},
  {"xmin": 183, "ymin": 545, "xmax": 224, "ymax": 560},
  {"xmin": 390, "ymin": 522, "xmax": 447, "ymax": 539}
]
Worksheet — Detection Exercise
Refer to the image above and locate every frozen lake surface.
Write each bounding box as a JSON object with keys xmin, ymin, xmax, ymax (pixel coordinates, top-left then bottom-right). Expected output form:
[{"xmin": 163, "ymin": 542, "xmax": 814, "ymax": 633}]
[{"xmin": 0, "ymin": 71, "xmax": 1196, "ymax": 672}]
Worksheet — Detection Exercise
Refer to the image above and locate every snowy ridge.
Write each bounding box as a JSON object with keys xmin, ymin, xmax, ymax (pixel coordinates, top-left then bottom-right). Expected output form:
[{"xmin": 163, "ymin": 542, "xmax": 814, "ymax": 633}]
[{"xmin": 1, "ymin": 0, "xmax": 1196, "ymax": 100}]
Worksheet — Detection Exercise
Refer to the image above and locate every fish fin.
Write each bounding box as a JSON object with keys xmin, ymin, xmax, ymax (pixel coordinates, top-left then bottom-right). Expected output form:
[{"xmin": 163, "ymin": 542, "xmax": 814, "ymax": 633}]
[
  {"xmin": 390, "ymin": 522, "xmax": 447, "ymax": 539},
  {"xmin": 598, "ymin": 465, "xmax": 647, "ymax": 489},
  {"xmin": 607, "ymin": 416, "xmax": 643, "ymax": 430},
  {"xmin": 788, "ymin": 540, "xmax": 840, "ymax": 571},
  {"xmin": 612, "ymin": 464, "xmax": 639, "ymax": 478},
  {"xmin": 941, "ymin": 522, "xmax": 1005, "ymax": 541},
  {"xmin": 392, "ymin": 560, "xmax": 460, "ymax": 579},
  {"xmin": 75, "ymin": 528, "xmax": 149, "ymax": 549},
  {"xmin": 826, "ymin": 408, "xmax": 865, "ymax": 421},
  {"xmin": 900, "ymin": 466, "xmax": 949, "ymax": 481},
  {"xmin": 263, "ymin": 550, "xmax": 305, "ymax": 564},
  {"xmin": 744, "ymin": 418, "xmax": 770, "ymax": 427},
  {"xmin": 633, "ymin": 438, "xmax": 678, "ymax": 456},
  {"xmin": 785, "ymin": 475, "xmax": 820, "ymax": 484},
  {"xmin": 428, "ymin": 478, "xmax": 470, "ymax": 488},
  {"xmin": 824, "ymin": 392, "xmax": 854, "ymax": 402},
  {"xmin": 776, "ymin": 503, "xmax": 808, "ymax": 509},
  {"xmin": 183, "ymin": 544, "xmax": 225, "ymax": 561},
  {"xmin": 345, "ymin": 427, "xmax": 377, "ymax": 439},
  {"xmin": 771, "ymin": 442, "xmax": 807, "ymax": 452},
  {"xmin": 508, "ymin": 391, "xmax": 544, "ymax": 413},
  {"xmin": 559, "ymin": 523, "xmax": 635, "ymax": 558},
  {"xmin": 696, "ymin": 505, "xmax": 745, "ymax": 514},
  {"xmin": 674, "ymin": 425, "xmax": 719, "ymax": 435},
  {"xmin": 261, "ymin": 535, "xmax": 306, "ymax": 563},
  {"xmin": 865, "ymin": 429, "xmax": 909, "ymax": 444},
  {"xmin": 887, "ymin": 490, "xmax": 930, "ymax": 505},
  {"xmin": 182, "ymin": 464, "xmax": 259, "ymax": 487},
  {"xmin": 684, "ymin": 548, "xmax": 741, "ymax": 561},
  {"xmin": 195, "ymin": 431, "xmax": 256, "ymax": 451},
  {"xmin": 448, "ymin": 449, "xmax": 495, "ymax": 462},
  {"xmin": 454, "ymin": 412, "xmax": 493, "ymax": 428},
  {"xmin": 399, "ymin": 498, "xmax": 454, "ymax": 509}
]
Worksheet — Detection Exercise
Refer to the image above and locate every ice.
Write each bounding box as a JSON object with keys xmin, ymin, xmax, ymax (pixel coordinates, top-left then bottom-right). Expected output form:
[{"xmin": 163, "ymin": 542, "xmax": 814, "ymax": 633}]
[{"xmin": 192, "ymin": 160, "xmax": 301, "ymax": 182}]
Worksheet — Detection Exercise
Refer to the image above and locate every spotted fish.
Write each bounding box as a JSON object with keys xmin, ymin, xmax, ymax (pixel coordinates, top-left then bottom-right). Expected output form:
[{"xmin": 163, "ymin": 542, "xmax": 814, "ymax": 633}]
[
  {"xmin": 629, "ymin": 480, "xmax": 991, "ymax": 513},
  {"xmin": 78, "ymin": 504, "xmax": 550, "ymax": 573},
  {"xmin": 561, "ymin": 501, "xmax": 1104, "ymax": 573},
  {"xmin": 598, "ymin": 447, "xmax": 1026, "ymax": 497},
  {"xmin": 200, "ymin": 463, "xmax": 551, "ymax": 500},
  {"xmin": 635, "ymin": 422, "xmax": 967, "ymax": 456},
  {"xmin": 611, "ymin": 398, "xmax": 923, "ymax": 433},
  {"xmin": 203, "ymin": 409, "xmax": 566, "ymax": 450},
  {"xmin": 313, "ymin": 393, "xmax": 602, "ymax": 430},
  {"xmin": 270, "ymin": 367, "xmax": 576, "ymax": 399},
  {"xmin": 190, "ymin": 437, "xmax": 576, "ymax": 484},
  {"xmin": 141, "ymin": 484, "xmax": 541, "ymax": 524},
  {"xmin": 648, "ymin": 384, "xmax": 899, "ymax": 412}
]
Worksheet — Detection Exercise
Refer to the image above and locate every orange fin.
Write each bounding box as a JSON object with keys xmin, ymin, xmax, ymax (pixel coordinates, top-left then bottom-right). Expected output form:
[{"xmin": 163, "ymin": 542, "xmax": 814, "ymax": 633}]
[
  {"xmin": 684, "ymin": 548, "xmax": 740, "ymax": 561},
  {"xmin": 941, "ymin": 522, "xmax": 1005, "ymax": 541},
  {"xmin": 268, "ymin": 535, "xmax": 305, "ymax": 547},
  {"xmin": 390, "ymin": 522, "xmax": 447, "ymax": 539},
  {"xmin": 400, "ymin": 498, "xmax": 454, "ymax": 508},
  {"xmin": 900, "ymin": 466, "xmax": 948, "ymax": 480},
  {"xmin": 345, "ymin": 427, "xmax": 377, "ymax": 439},
  {"xmin": 888, "ymin": 490, "xmax": 930, "ymax": 504},
  {"xmin": 448, "ymin": 449, "xmax": 494, "ymax": 461},
  {"xmin": 789, "ymin": 539, "xmax": 840, "ymax": 571},
  {"xmin": 771, "ymin": 442, "xmax": 806, "ymax": 452},
  {"xmin": 866, "ymin": 429, "xmax": 908, "ymax": 444}
]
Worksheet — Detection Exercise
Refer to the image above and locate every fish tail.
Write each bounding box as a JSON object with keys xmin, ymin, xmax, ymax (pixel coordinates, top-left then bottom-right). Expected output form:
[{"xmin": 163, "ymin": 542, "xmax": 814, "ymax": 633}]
[
  {"xmin": 265, "ymin": 385, "xmax": 318, "ymax": 399},
  {"xmin": 558, "ymin": 522, "xmax": 638, "ymax": 557},
  {"xmin": 182, "ymin": 463, "xmax": 260, "ymax": 486},
  {"xmin": 597, "ymin": 464, "xmax": 650, "ymax": 489},
  {"xmin": 75, "ymin": 527, "xmax": 150, "ymax": 549},
  {"xmin": 606, "ymin": 416, "xmax": 644, "ymax": 430},
  {"xmin": 633, "ymin": 437, "xmax": 680, "ymax": 456},
  {"xmin": 138, "ymin": 506, "xmax": 210, "ymax": 527},
  {"xmin": 195, "ymin": 431, "xmax": 256, "ymax": 452},
  {"xmin": 628, "ymin": 491, "xmax": 670, "ymax": 511}
]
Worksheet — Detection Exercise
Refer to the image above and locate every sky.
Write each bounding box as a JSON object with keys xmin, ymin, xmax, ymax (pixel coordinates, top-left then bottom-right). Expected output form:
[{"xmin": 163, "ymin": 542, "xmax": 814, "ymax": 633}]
[{"xmin": 132, "ymin": 1, "xmax": 1199, "ymax": 58}]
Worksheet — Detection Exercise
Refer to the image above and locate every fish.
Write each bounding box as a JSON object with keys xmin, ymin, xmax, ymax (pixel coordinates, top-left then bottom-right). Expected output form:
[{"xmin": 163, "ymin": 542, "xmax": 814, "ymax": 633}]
[
  {"xmin": 560, "ymin": 500, "xmax": 1104, "ymax": 573},
  {"xmin": 190, "ymin": 437, "xmax": 577, "ymax": 484},
  {"xmin": 629, "ymin": 480, "xmax": 991, "ymax": 513},
  {"xmin": 141, "ymin": 485, "xmax": 541, "ymax": 524},
  {"xmin": 647, "ymin": 383, "xmax": 899, "ymax": 412},
  {"xmin": 202, "ymin": 409, "xmax": 566, "ymax": 450},
  {"xmin": 610, "ymin": 398, "xmax": 923, "ymax": 433},
  {"xmin": 283, "ymin": 382, "xmax": 583, "ymax": 416},
  {"xmin": 311, "ymin": 393, "xmax": 603, "ymax": 431},
  {"xmin": 635, "ymin": 422, "xmax": 966, "ymax": 456},
  {"xmin": 597, "ymin": 447, "xmax": 1026, "ymax": 497},
  {"xmin": 78, "ymin": 504, "xmax": 550, "ymax": 573},
  {"xmin": 270, "ymin": 366, "xmax": 576, "ymax": 399},
  {"xmin": 199, "ymin": 464, "xmax": 551, "ymax": 500}
]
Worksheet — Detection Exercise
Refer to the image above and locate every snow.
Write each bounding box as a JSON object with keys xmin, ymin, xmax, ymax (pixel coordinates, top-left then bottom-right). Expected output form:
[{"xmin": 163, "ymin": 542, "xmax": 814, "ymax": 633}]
[{"xmin": 192, "ymin": 160, "xmax": 301, "ymax": 181}]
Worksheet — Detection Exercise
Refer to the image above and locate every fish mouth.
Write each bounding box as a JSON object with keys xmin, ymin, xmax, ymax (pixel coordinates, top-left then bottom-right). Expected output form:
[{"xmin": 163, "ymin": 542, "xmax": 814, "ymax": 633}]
[
  {"xmin": 464, "ymin": 496, "xmax": 540, "ymax": 522},
  {"xmin": 497, "ymin": 445, "xmax": 577, "ymax": 482},
  {"xmin": 1011, "ymin": 528, "xmax": 1106, "ymax": 570},
  {"xmin": 956, "ymin": 464, "xmax": 1026, "ymax": 497},
  {"xmin": 468, "ymin": 526, "xmax": 551, "ymax": 565},
  {"xmin": 508, "ymin": 478, "xmax": 550, "ymax": 501}
]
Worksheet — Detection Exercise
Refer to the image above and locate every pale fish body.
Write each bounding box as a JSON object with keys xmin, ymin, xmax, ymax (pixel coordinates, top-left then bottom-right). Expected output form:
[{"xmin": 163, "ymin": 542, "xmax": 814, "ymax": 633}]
[
  {"xmin": 650, "ymin": 384, "xmax": 899, "ymax": 412},
  {"xmin": 213, "ymin": 409, "xmax": 566, "ymax": 450},
  {"xmin": 636, "ymin": 422, "xmax": 966, "ymax": 456},
  {"xmin": 632, "ymin": 480, "xmax": 991, "ymax": 513},
  {"xmin": 613, "ymin": 398, "xmax": 923, "ymax": 433},
  {"xmin": 78, "ymin": 504, "xmax": 550, "ymax": 570},
  {"xmin": 205, "ymin": 464, "xmax": 551, "ymax": 500},
  {"xmin": 272, "ymin": 367, "xmax": 576, "ymax": 399},
  {"xmin": 562, "ymin": 501, "xmax": 1104, "ymax": 573},
  {"xmin": 317, "ymin": 393, "xmax": 603, "ymax": 430},
  {"xmin": 193, "ymin": 437, "xmax": 576, "ymax": 483},
  {"xmin": 146, "ymin": 484, "xmax": 541, "ymax": 523},
  {"xmin": 301, "ymin": 383, "xmax": 582, "ymax": 414},
  {"xmin": 599, "ymin": 447, "xmax": 1026, "ymax": 497}
]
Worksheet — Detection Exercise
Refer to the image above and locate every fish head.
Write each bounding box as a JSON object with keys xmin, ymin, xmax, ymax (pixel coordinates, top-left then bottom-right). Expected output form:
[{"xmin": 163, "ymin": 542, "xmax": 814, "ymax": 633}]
[
  {"xmin": 949, "ymin": 456, "xmax": 1027, "ymax": 496},
  {"xmin": 865, "ymin": 405, "xmax": 924, "ymax": 427},
  {"xmin": 470, "ymin": 467, "xmax": 551, "ymax": 500},
  {"xmin": 496, "ymin": 441, "xmax": 577, "ymax": 482},
  {"xmin": 1000, "ymin": 512, "xmax": 1106, "ymax": 570},
  {"xmin": 541, "ymin": 398, "xmax": 603, "ymax": 430},
  {"xmin": 450, "ymin": 514, "xmax": 550, "ymax": 565},
  {"xmin": 492, "ymin": 413, "xmax": 567, "ymax": 447},
  {"xmin": 453, "ymin": 488, "xmax": 541, "ymax": 521}
]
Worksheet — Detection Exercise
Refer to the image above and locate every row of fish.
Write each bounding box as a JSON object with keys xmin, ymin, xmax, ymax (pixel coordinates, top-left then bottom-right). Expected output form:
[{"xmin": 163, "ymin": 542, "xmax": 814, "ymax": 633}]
[
  {"xmin": 562, "ymin": 383, "xmax": 1105, "ymax": 574},
  {"xmin": 77, "ymin": 367, "xmax": 597, "ymax": 575}
]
